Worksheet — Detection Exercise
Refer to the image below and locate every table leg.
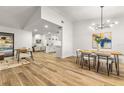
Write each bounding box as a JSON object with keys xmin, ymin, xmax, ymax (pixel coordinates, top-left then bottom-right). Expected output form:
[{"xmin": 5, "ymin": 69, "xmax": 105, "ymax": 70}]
[
  {"xmin": 114, "ymin": 55, "xmax": 120, "ymax": 76},
  {"xmin": 88, "ymin": 55, "xmax": 90, "ymax": 70},
  {"xmin": 114, "ymin": 55, "xmax": 118, "ymax": 74},
  {"xmin": 93, "ymin": 56, "xmax": 96, "ymax": 68},
  {"xmin": 17, "ymin": 52, "xmax": 20, "ymax": 63},
  {"xmin": 16, "ymin": 51, "xmax": 17, "ymax": 58},
  {"xmin": 117, "ymin": 55, "xmax": 120, "ymax": 76},
  {"xmin": 77, "ymin": 53, "xmax": 80, "ymax": 64},
  {"xmin": 81, "ymin": 54, "xmax": 84, "ymax": 68},
  {"xmin": 80, "ymin": 53, "xmax": 83, "ymax": 65},
  {"xmin": 76, "ymin": 51, "xmax": 78, "ymax": 64},
  {"xmin": 110, "ymin": 62, "xmax": 113, "ymax": 72},
  {"xmin": 97, "ymin": 56, "xmax": 100, "ymax": 72},
  {"xmin": 30, "ymin": 51, "xmax": 34, "ymax": 61},
  {"xmin": 106, "ymin": 56, "xmax": 109, "ymax": 76}
]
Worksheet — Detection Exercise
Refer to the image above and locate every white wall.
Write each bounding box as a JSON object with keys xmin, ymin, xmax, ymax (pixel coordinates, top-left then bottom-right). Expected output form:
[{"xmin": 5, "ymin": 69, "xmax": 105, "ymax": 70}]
[
  {"xmin": 73, "ymin": 17, "xmax": 124, "ymax": 63},
  {"xmin": 42, "ymin": 6, "xmax": 73, "ymax": 58},
  {"xmin": 0, "ymin": 25, "xmax": 32, "ymax": 49}
]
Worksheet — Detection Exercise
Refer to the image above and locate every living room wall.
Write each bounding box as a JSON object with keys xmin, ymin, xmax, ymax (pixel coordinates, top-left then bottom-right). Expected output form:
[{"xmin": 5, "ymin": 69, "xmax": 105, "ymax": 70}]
[{"xmin": 0, "ymin": 25, "xmax": 32, "ymax": 49}]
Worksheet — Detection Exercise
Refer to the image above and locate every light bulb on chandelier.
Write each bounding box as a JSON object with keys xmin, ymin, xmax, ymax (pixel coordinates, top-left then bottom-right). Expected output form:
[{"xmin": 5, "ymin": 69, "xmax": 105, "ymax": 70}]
[{"xmin": 89, "ymin": 6, "xmax": 119, "ymax": 31}]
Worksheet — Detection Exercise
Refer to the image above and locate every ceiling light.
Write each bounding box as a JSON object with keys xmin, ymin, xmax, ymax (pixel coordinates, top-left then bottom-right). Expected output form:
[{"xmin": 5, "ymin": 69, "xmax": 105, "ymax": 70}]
[
  {"xmin": 115, "ymin": 21, "xmax": 119, "ymax": 24},
  {"xmin": 92, "ymin": 23, "xmax": 95, "ymax": 26},
  {"xmin": 89, "ymin": 26, "xmax": 92, "ymax": 29},
  {"xmin": 89, "ymin": 6, "xmax": 119, "ymax": 31},
  {"xmin": 34, "ymin": 29, "xmax": 38, "ymax": 32},
  {"xmin": 107, "ymin": 20, "xmax": 110, "ymax": 23},
  {"xmin": 45, "ymin": 25, "xmax": 48, "ymax": 28},
  {"xmin": 110, "ymin": 24, "xmax": 113, "ymax": 27},
  {"xmin": 48, "ymin": 32, "xmax": 51, "ymax": 34},
  {"xmin": 89, "ymin": 26, "xmax": 95, "ymax": 31}
]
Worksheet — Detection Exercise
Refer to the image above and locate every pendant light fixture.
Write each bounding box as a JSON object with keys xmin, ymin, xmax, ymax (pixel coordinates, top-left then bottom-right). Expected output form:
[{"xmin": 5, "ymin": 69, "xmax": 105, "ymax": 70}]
[{"xmin": 89, "ymin": 6, "xmax": 119, "ymax": 31}]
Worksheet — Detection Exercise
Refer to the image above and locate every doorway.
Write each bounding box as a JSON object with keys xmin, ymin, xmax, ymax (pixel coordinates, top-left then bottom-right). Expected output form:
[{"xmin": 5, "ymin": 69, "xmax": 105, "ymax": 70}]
[{"xmin": 32, "ymin": 19, "xmax": 62, "ymax": 58}]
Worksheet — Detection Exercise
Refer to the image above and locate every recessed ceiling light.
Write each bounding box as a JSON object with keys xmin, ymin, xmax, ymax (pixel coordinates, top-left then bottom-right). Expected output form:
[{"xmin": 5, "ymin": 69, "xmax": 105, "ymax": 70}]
[
  {"xmin": 48, "ymin": 32, "xmax": 51, "ymax": 34},
  {"xmin": 110, "ymin": 24, "xmax": 113, "ymax": 27},
  {"xmin": 107, "ymin": 20, "xmax": 110, "ymax": 23},
  {"xmin": 92, "ymin": 23, "xmax": 95, "ymax": 26},
  {"xmin": 115, "ymin": 21, "xmax": 119, "ymax": 24},
  {"xmin": 34, "ymin": 29, "xmax": 38, "ymax": 32},
  {"xmin": 44, "ymin": 25, "xmax": 48, "ymax": 28}
]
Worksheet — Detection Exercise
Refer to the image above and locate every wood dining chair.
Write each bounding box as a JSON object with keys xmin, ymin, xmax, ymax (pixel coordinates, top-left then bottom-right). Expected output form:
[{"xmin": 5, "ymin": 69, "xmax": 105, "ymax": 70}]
[
  {"xmin": 80, "ymin": 51, "xmax": 96, "ymax": 70},
  {"xmin": 75, "ymin": 49, "xmax": 81, "ymax": 64},
  {"xmin": 96, "ymin": 52, "xmax": 113, "ymax": 76},
  {"xmin": 109, "ymin": 53, "xmax": 121, "ymax": 76}
]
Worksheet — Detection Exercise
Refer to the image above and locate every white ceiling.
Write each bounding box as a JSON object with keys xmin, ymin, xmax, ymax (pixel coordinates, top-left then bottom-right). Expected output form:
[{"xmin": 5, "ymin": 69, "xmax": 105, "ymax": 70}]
[
  {"xmin": 53, "ymin": 6, "xmax": 124, "ymax": 21},
  {"xmin": 0, "ymin": 6, "xmax": 40, "ymax": 29},
  {"xmin": 25, "ymin": 19, "xmax": 61, "ymax": 35},
  {"xmin": 0, "ymin": 6, "xmax": 124, "ymax": 33},
  {"xmin": 0, "ymin": 6, "xmax": 60, "ymax": 35}
]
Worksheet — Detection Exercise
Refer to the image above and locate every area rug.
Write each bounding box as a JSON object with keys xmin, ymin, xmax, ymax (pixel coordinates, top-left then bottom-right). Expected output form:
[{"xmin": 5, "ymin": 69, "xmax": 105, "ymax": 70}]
[{"xmin": 0, "ymin": 57, "xmax": 31, "ymax": 70}]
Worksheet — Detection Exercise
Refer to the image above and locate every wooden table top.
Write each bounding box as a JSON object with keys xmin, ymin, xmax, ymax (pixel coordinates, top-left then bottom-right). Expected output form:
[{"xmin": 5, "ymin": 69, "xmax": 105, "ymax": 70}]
[
  {"xmin": 111, "ymin": 51, "xmax": 122, "ymax": 55},
  {"xmin": 16, "ymin": 48, "xmax": 32, "ymax": 53},
  {"xmin": 79, "ymin": 50, "xmax": 123, "ymax": 55}
]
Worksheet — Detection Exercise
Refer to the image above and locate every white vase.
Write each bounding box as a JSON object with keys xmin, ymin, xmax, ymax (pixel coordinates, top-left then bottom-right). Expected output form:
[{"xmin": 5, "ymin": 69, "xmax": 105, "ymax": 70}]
[{"xmin": 97, "ymin": 44, "xmax": 100, "ymax": 51}]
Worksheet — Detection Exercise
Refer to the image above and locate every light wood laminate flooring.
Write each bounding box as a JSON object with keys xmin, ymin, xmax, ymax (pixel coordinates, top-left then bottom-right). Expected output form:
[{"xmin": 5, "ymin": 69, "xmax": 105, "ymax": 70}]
[{"xmin": 0, "ymin": 52, "xmax": 124, "ymax": 86}]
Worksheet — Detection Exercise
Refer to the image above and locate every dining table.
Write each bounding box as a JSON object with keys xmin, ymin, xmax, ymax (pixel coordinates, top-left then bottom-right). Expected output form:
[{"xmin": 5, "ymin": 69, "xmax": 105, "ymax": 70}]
[{"xmin": 79, "ymin": 49, "xmax": 123, "ymax": 76}]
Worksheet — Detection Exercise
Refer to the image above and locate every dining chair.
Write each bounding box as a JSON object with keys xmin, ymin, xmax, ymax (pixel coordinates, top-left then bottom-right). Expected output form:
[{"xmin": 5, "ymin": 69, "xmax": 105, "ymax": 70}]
[
  {"xmin": 96, "ymin": 52, "xmax": 113, "ymax": 76},
  {"xmin": 97, "ymin": 50, "xmax": 121, "ymax": 76},
  {"xmin": 110, "ymin": 51, "xmax": 122, "ymax": 76},
  {"xmin": 75, "ymin": 49, "xmax": 81, "ymax": 64},
  {"xmin": 80, "ymin": 51, "xmax": 97, "ymax": 70}
]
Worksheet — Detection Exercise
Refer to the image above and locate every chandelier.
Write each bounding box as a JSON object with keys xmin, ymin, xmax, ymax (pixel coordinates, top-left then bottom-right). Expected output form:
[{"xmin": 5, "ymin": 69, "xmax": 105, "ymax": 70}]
[{"xmin": 89, "ymin": 6, "xmax": 118, "ymax": 31}]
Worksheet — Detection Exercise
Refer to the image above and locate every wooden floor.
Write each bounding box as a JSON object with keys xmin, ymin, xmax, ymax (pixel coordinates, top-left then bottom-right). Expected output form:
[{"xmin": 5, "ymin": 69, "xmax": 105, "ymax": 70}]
[{"xmin": 0, "ymin": 52, "xmax": 124, "ymax": 86}]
